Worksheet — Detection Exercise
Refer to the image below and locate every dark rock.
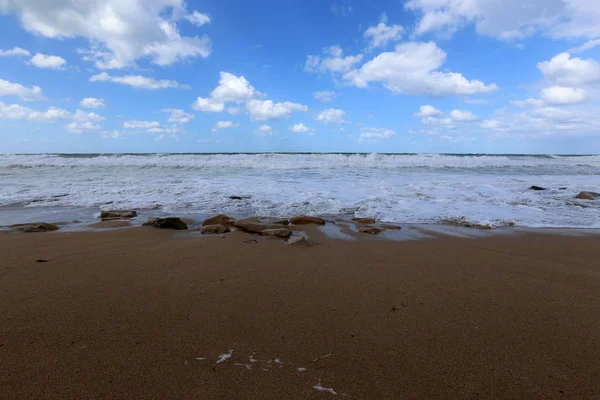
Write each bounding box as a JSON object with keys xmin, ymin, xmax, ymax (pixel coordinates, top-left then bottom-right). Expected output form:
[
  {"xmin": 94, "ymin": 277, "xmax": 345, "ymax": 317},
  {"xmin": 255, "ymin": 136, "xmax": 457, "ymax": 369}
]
[
  {"xmin": 381, "ymin": 224, "xmax": 402, "ymax": 230},
  {"xmin": 200, "ymin": 224, "xmax": 230, "ymax": 234},
  {"xmin": 441, "ymin": 217, "xmax": 492, "ymax": 229},
  {"xmin": 359, "ymin": 226, "xmax": 383, "ymax": 235},
  {"xmin": 143, "ymin": 217, "xmax": 188, "ymax": 230},
  {"xmin": 290, "ymin": 216, "xmax": 326, "ymax": 225},
  {"xmin": 100, "ymin": 210, "xmax": 137, "ymax": 220},
  {"xmin": 234, "ymin": 220, "xmax": 286, "ymax": 234},
  {"xmin": 229, "ymin": 195, "xmax": 251, "ymax": 200},
  {"xmin": 261, "ymin": 228, "xmax": 293, "ymax": 238},
  {"xmin": 36, "ymin": 259, "xmax": 49, "ymax": 263},
  {"xmin": 202, "ymin": 214, "xmax": 234, "ymax": 226},
  {"xmin": 529, "ymin": 186, "xmax": 546, "ymax": 191},
  {"xmin": 353, "ymin": 217, "xmax": 376, "ymax": 224},
  {"xmin": 575, "ymin": 191, "xmax": 600, "ymax": 200},
  {"xmin": 268, "ymin": 218, "xmax": 290, "ymax": 226},
  {"xmin": 559, "ymin": 187, "xmax": 567, "ymax": 190},
  {"xmin": 10, "ymin": 222, "xmax": 60, "ymax": 233}
]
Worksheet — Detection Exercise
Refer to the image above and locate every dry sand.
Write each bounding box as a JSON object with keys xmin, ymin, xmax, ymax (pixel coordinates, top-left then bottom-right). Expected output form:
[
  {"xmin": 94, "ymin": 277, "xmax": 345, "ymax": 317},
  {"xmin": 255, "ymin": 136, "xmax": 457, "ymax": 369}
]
[{"xmin": 1, "ymin": 226, "xmax": 599, "ymax": 399}]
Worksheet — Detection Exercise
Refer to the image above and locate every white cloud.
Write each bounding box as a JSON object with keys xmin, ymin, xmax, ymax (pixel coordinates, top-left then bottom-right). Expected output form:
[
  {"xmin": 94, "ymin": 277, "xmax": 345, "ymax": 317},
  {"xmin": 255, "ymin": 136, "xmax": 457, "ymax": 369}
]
[
  {"xmin": 65, "ymin": 121, "xmax": 101, "ymax": 134},
  {"xmin": 568, "ymin": 39, "xmax": 600, "ymax": 53},
  {"xmin": 330, "ymin": 1, "xmax": 352, "ymax": 17},
  {"xmin": 247, "ymin": 100, "xmax": 308, "ymax": 121},
  {"xmin": 316, "ymin": 108, "xmax": 346, "ymax": 124},
  {"xmin": 510, "ymin": 98, "xmax": 545, "ymax": 108},
  {"xmin": 185, "ymin": 11, "xmax": 211, "ymax": 27},
  {"xmin": 192, "ymin": 97, "xmax": 225, "ymax": 112},
  {"xmin": 314, "ymin": 91, "xmax": 338, "ymax": 102},
  {"xmin": 405, "ymin": 0, "xmax": 600, "ymax": 41},
  {"xmin": 541, "ymin": 86, "xmax": 587, "ymax": 105},
  {"xmin": 29, "ymin": 53, "xmax": 66, "ymax": 69},
  {"xmin": 227, "ymin": 106, "xmax": 241, "ymax": 115},
  {"xmin": 212, "ymin": 120, "xmax": 240, "ymax": 131},
  {"xmin": 162, "ymin": 108, "xmax": 194, "ymax": 123},
  {"xmin": 290, "ymin": 123, "xmax": 315, "ymax": 134},
  {"xmin": 0, "ymin": 47, "xmax": 30, "ymax": 57},
  {"xmin": 364, "ymin": 22, "xmax": 404, "ymax": 49},
  {"xmin": 124, "ymin": 120, "xmax": 161, "ymax": 129},
  {"xmin": 0, "ymin": 78, "xmax": 43, "ymax": 101},
  {"xmin": 450, "ymin": 109, "xmax": 478, "ymax": 121},
  {"xmin": 0, "ymin": 0, "xmax": 212, "ymax": 69},
  {"xmin": 211, "ymin": 72, "xmax": 260, "ymax": 103},
  {"xmin": 305, "ymin": 46, "xmax": 364, "ymax": 74},
  {"xmin": 359, "ymin": 127, "xmax": 396, "ymax": 141},
  {"xmin": 324, "ymin": 45, "xmax": 343, "ymax": 57},
  {"xmin": 255, "ymin": 124, "xmax": 278, "ymax": 136},
  {"xmin": 90, "ymin": 72, "xmax": 189, "ymax": 90},
  {"xmin": 537, "ymin": 53, "xmax": 600, "ymax": 87},
  {"xmin": 342, "ymin": 42, "xmax": 498, "ymax": 96},
  {"xmin": 414, "ymin": 105, "xmax": 442, "ymax": 117},
  {"xmin": 80, "ymin": 98, "xmax": 106, "ymax": 109}
]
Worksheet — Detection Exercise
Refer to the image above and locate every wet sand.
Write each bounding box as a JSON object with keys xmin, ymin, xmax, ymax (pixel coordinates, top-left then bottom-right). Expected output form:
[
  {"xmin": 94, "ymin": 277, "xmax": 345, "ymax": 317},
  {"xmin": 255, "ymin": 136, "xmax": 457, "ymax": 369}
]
[{"xmin": 1, "ymin": 227, "xmax": 599, "ymax": 399}]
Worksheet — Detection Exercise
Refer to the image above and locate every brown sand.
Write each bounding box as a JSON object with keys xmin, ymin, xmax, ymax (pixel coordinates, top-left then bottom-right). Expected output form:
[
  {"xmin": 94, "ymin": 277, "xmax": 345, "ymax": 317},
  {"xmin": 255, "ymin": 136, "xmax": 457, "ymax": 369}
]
[{"xmin": 1, "ymin": 227, "xmax": 599, "ymax": 399}]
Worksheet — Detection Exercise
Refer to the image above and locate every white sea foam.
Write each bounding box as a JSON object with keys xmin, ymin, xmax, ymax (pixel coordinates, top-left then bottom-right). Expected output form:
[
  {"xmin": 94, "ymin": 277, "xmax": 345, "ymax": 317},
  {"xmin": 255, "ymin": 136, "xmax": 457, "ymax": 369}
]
[{"xmin": 1, "ymin": 153, "xmax": 599, "ymax": 228}]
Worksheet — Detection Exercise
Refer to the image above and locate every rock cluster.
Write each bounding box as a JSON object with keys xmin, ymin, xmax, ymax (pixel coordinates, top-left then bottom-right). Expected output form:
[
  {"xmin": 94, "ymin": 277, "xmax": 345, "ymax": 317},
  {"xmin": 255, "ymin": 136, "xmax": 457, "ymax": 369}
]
[{"xmin": 143, "ymin": 217, "xmax": 188, "ymax": 230}]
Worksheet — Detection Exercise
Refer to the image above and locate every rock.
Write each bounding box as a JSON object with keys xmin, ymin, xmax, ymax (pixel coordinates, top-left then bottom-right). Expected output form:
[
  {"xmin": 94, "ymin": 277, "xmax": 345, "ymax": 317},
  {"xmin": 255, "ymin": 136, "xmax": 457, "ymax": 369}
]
[
  {"xmin": 234, "ymin": 220, "xmax": 286, "ymax": 234},
  {"xmin": 229, "ymin": 195, "xmax": 251, "ymax": 200},
  {"xmin": 10, "ymin": 222, "xmax": 60, "ymax": 233},
  {"xmin": 575, "ymin": 191, "xmax": 600, "ymax": 200},
  {"xmin": 359, "ymin": 226, "xmax": 383, "ymax": 235},
  {"xmin": 353, "ymin": 217, "xmax": 376, "ymax": 224},
  {"xmin": 529, "ymin": 186, "xmax": 546, "ymax": 191},
  {"xmin": 381, "ymin": 224, "xmax": 402, "ymax": 230},
  {"xmin": 290, "ymin": 216, "xmax": 326, "ymax": 225},
  {"xmin": 200, "ymin": 224, "xmax": 230, "ymax": 234},
  {"xmin": 559, "ymin": 187, "xmax": 567, "ymax": 190},
  {"xmin": 143, "ymin": 217, "xmax": 188, "ymax": 230},
  {"xmin": 441, "ymin": 217, "xmax": 492, "ymax": 229},
  {"xmin": 100, "ymin": 210, "xmax": 137, "ymax": 220},
  {"xmin": 261, "ymin": 228, "xmax": 293, "ymax": 238},
  {"xmin": 202, "ymin": 214, "xmax": 234, "ymax": 226},
  {"xmin": 269, "ymin": 218, "xmax": 290, "ymax": 226}
]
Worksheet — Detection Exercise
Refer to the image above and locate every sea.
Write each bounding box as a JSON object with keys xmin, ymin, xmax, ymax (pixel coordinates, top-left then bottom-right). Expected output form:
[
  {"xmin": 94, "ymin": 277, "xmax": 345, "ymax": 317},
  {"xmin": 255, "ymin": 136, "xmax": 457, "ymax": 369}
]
[{"xmin": 0, "ymin": 153, "xmax": 599, "ymax": 228}]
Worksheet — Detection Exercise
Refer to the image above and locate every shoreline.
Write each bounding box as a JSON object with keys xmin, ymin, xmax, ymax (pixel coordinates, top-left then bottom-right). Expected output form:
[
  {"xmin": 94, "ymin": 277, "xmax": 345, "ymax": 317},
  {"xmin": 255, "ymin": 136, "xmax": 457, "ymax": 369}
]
[{"xmin": 1, "ymin": 227, "xmax": 599, "ymax": 398}]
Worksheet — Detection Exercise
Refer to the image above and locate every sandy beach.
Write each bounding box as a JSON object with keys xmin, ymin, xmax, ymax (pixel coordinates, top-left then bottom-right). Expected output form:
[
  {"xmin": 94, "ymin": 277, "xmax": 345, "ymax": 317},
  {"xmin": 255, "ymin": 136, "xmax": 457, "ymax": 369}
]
[{"xmin": 1, "ymin": 225, "xmax": 599, "ymax": 399}]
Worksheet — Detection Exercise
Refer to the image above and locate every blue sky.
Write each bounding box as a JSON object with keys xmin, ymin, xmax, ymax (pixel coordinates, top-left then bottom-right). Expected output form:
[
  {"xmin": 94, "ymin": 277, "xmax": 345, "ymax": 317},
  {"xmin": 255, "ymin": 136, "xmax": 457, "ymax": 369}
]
[{"xmin": 1, "ymin": 0, "xmax": 600, "ymax": 154}]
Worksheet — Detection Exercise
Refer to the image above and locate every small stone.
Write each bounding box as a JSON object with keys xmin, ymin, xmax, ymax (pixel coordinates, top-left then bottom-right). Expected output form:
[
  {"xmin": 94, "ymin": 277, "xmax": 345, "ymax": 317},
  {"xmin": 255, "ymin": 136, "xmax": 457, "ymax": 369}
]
[
  {"xmin": 202, "ymin": 214, "xmax": 234, "ymax": 226},
  {"xmin": 529, "ymin": 186, "xmax": 546, "ymax": 191},
  {"xmin": 353, "ymin": 217, "xmax": 376, "ymax": 224},
  {"xmin": 261, "ymin": 228, "xmax": 293, "ymax": 238},
  {"xmin": 200, "ymin": 224, "xmax": 230, "ymax": 234},
  {"xmin": 290, "ymin": 216, "xmax": 326, "ymax": 225},
  {"xmin": 100, "ymin": 210, "xmax": 137, "ymax": 220},
  {"xmin": 143, "ymin": 217, "xmax": 188, "ymax": 230},
  {"xmin": 575, "ymin": 191, "xmax": 600, "ymax": 200},
  {"xmin": 359, "ymin": 226, "xmax": 383, "ymax": 235}
]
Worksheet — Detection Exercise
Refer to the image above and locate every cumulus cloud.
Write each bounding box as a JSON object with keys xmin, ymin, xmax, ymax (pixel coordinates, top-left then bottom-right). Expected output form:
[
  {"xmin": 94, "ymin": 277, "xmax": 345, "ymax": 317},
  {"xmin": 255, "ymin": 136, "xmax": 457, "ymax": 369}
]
[
  {"xmin": 0, "ymin": 78, "xmax": 43, "ymax": 100},
  {"xmin": 29, "ymin": 53, "xmax": 66, "ymax": 69},
  {"xmin": 185, "ymin": 11, "xmax": 211, "ymax": 27},
  {"xmin": 254, "ymin": 124, "xmax": 278, "ymax": 136},
  {"xmin": 541, "ymin": 86, "xmax": 587, "ymax": 105},
  {"xmin": 161, "ymin": 108, "xmax": 194, "ymax": 123},
  {"xmin": 510, "ymin": 98, "xmax": 545, "ymax": 108},
  {"xmin": 290, "ymin": 123, "xmax": 315, "ymax": 134},
  {"xmin": 342, "ymin": 42, "xmax": 498, "ymax": 96},
  {"xmin": 211, "ymin": 72, "xmax": 260, "ymax": 103},
  {"xmin": 314, "ymin": 90, "xmax": 338, "ymax": 102},
  {"xmin": 364, "ymin": 21, "xmax": 404, "ymax": 50},
  {"xmin": 414, "ymin": 105, "xmax": 442, "ymax": 117},
  {"xmin": 305, "ymin": 46, "xmax": 363, "ymax": 74},
  {"xmin": 90, "ymin": 72, "xmax": 189, "ymax": 90},
  {"xmin": 405, "ymin": 0, "xmax": 600, "ymax": 41},
  {"xmin": 247, "ymin": 100, "xmax": 308, "ymax": 121},
  {"xmin": 450, "ymin": 109, "xmax": 478, "ymax": 121},
  {"xmin": 0, "ymin": 47, "xmax": 30, "ymax": 57},
  {"xmin": 0, "ymin": 0, "xmax": 212, "ymax": 69},
  {"xmin": 359, "ymin": 127, "xmax": 396, "ymax": 142},
  {"xmin": 316, "ymin": 108, "xmax": 346, "ymax": 124},
  {"xmin": 537, "ymin": 53, "xmax": 600, "ymax": 87},
  {"xmin": 192, "ymin": 97, "xmax": 225, "ymax": 112},
  {"xmin": 80, "ymin": 98, "xmax": 106, "ymax": 109},
  {"xmin": 212, "ymin": 120, "xmax": 240, "ymax": 132},
  {"xmin": 65, "ymin": 121, "xmax": 102, "ymax": 134},
  {"xmin": 123, "ymin": 120, "xmax": 161, "ymax": 129}
]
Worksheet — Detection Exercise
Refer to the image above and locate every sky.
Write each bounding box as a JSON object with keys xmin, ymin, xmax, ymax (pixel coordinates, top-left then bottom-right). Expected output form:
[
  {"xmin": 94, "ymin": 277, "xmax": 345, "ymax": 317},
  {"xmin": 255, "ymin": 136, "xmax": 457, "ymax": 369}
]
[{"xmin": 1, "ymin": 0, "xmax": 600, "ymax": 154}]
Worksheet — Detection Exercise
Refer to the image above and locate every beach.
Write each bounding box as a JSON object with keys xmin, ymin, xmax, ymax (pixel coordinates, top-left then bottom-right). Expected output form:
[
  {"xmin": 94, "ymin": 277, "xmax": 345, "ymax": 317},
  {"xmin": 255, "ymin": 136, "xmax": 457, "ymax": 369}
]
[{"xmin": 1, "ymin": 224, "xmax": 599, "ymax": 399}]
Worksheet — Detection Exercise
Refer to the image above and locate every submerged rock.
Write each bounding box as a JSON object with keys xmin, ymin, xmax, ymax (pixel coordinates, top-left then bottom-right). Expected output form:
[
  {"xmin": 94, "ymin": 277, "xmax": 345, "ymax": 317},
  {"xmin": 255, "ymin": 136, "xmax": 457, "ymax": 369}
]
[
  {"xmin": 353, "ymin": 217, "xmax": 376, "ymax": 224},
  {"xmin": 143, "ymin": 217, "xmax": 188, "ymax": 230},
  {"xmin": 529, "ymin": 186, "xmax": 546, "ymax": 191},
  {"xmin": 100, "ymin": 210, "xmax": 137, "ymax": 220},
  {"xmin": 290, "ymin": 216, "xmax": 326, "ymax": 225},
  {"xmin": 234, "ymin": 220, "xmax": 286, "ymax": 234},
  {"xmin": 202, "ymin": 214, "xmax": 234, "ymax": 227},
  {"xmin": 441, "ymin": 217, "xmax": 492, "ymax": 229},
  {"xmin": 261, "ymin": 228, "xmax": 293, "ymax": 238},
  {"xmin": 10, "ymin": 222, "xmax": 60, "ymax": 233},
  {"xmin": 359, "ymin": 226, "xmax": 383, "ymax": 235},
  {"xmin": 200, "ymin": 224, "xmax": 230, "ymax": 234},
  {"xmin": 575, "ymin": 191, "xmax": 600, "ymax": 200}
]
